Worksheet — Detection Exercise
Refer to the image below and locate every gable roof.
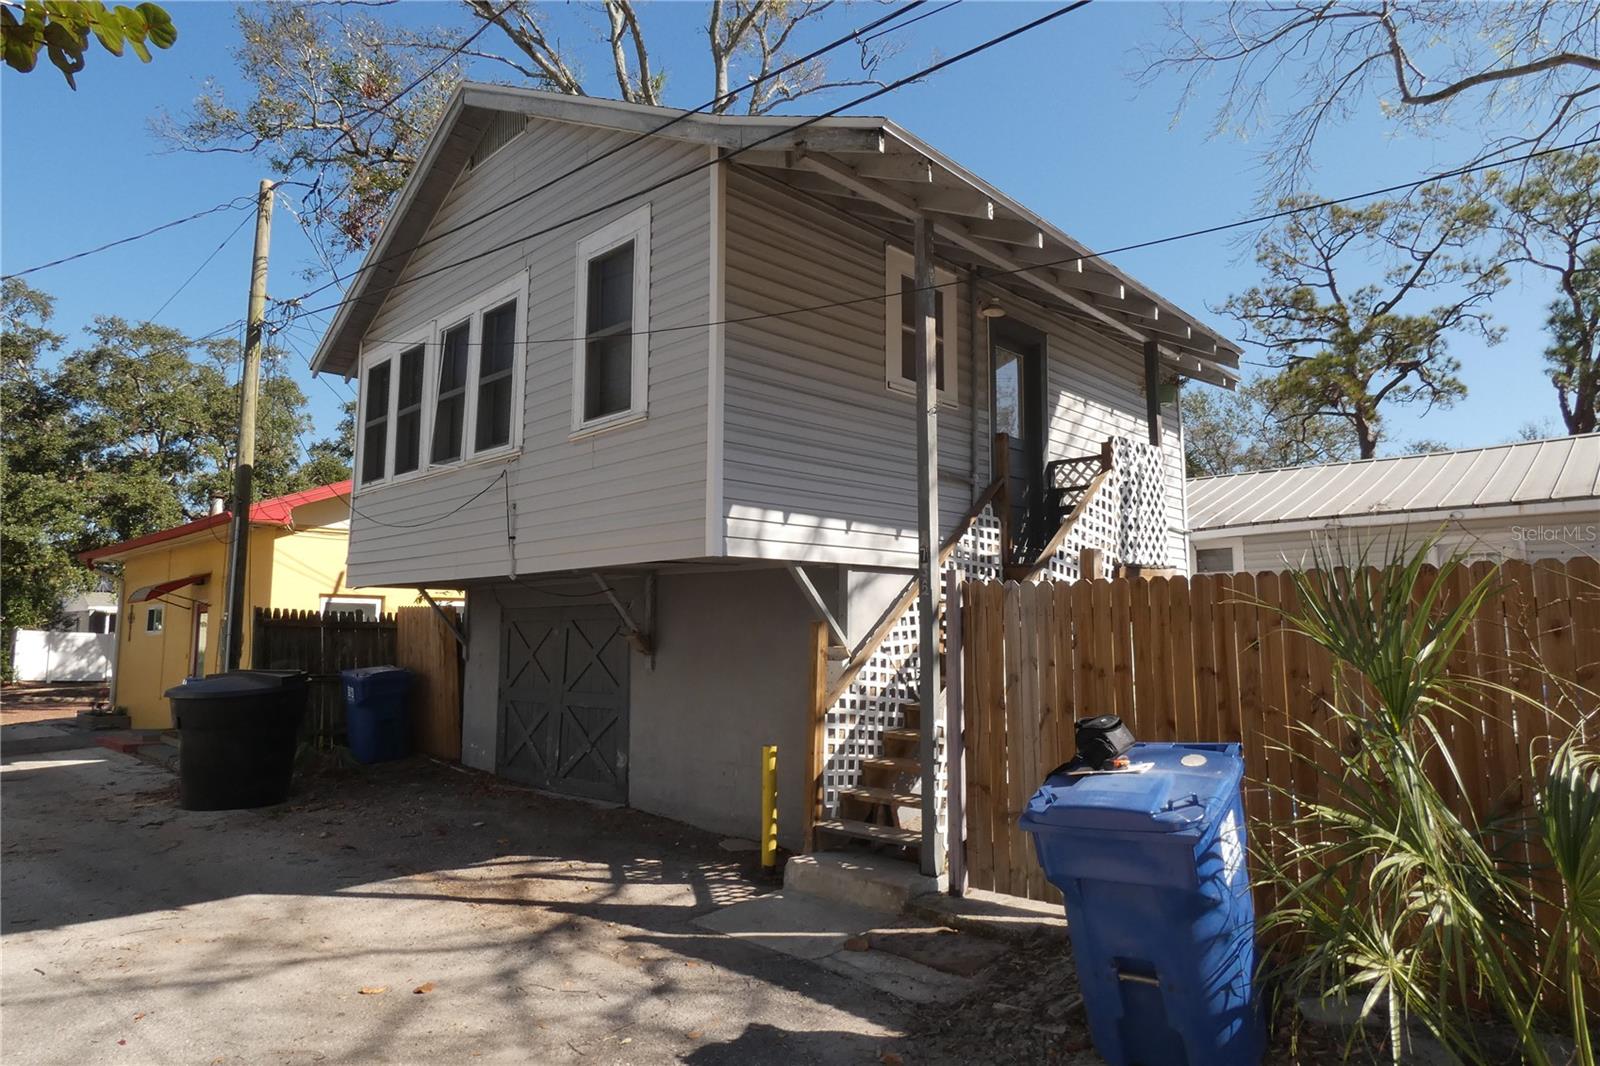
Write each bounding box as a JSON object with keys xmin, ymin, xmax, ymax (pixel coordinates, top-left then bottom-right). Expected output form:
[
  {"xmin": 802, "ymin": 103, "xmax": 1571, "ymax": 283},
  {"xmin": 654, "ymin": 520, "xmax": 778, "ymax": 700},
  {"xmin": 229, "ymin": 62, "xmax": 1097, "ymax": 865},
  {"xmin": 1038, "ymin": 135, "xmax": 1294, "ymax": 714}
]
[
  {"xmin": 1187, "ymin": 436, "xmax": 1600, "ymax": 533},
  {"xmin": 80, "ymin": 481, "xmax": 353, "ymax": 564},
  {"xmin": 310, "ymin": 84, "xmax": 1240, "ymax": 387}
]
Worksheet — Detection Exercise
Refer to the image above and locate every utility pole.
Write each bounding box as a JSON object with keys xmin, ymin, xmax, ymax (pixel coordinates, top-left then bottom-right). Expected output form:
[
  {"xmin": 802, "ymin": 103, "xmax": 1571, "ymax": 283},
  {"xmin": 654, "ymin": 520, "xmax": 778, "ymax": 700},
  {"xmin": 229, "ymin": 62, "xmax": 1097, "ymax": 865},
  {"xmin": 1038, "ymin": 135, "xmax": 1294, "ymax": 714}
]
[
  {"xmin": 913, "ymin": 216, "xmax": 941, "ymax": 878},
  {"xmin": 220, "ymin": 179, "xmax": 275, "ymax": 672}
]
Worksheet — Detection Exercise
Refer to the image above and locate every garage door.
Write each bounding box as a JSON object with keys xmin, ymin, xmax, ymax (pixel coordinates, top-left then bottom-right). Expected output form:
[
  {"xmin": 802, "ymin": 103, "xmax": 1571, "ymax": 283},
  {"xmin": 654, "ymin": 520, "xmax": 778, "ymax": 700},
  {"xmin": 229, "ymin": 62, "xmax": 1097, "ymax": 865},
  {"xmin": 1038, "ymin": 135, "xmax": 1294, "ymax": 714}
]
[{"xmin": 497, "ymin": 608, "xmax": 629, "ymax": 803}]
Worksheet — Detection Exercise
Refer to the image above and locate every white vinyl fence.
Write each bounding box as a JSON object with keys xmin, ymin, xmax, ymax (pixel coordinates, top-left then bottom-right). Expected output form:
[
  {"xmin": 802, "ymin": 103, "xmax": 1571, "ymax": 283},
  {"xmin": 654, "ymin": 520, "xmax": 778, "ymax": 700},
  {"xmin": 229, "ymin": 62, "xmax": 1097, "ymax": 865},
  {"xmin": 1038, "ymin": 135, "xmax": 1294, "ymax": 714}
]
[{"xmin": 9, "ymin": 630, "xmax": 115, "ymax": 682}]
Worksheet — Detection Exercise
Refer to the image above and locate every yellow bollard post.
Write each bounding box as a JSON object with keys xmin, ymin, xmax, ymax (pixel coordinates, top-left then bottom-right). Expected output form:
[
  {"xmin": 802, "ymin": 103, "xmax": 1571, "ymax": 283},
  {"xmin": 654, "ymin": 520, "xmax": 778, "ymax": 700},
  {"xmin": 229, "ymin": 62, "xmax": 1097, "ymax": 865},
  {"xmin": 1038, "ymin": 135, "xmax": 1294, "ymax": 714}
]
[{"xmin": 760, "ymin": 744, "xmax": 778, "ymax": 872}]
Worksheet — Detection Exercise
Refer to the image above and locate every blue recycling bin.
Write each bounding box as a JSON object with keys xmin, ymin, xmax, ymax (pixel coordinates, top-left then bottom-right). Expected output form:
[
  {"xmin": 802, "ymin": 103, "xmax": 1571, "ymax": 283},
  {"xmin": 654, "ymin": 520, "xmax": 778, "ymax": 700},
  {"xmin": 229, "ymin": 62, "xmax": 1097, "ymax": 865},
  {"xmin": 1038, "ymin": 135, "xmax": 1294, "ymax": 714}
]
[
  {"xmin": 1019, "ymin": 741, "xmax": 1262, "ymax": 1066},
  {"xmin": 340, "ymin": 666, "xmax": 413, "ymax": 764}
]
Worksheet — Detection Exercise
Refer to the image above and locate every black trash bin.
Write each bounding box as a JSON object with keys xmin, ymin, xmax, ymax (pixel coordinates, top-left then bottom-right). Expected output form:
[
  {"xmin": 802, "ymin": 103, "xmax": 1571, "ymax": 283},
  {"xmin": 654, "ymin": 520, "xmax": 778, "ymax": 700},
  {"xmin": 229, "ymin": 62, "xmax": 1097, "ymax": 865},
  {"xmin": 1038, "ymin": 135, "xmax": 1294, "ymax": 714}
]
[{"xmin": 165, "ymin": 670, "xmax": 308, "ymax": 810}]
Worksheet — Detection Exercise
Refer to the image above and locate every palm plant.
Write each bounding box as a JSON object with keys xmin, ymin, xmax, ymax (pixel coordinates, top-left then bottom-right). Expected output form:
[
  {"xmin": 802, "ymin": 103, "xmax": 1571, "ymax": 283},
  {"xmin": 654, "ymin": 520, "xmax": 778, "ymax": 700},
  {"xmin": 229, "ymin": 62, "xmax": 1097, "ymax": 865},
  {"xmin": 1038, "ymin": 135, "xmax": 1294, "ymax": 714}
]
[
  {"xmin": 1256, "ymin": 537, "xmax": 1556, "ymax": 1064},
  {"xmin": 1534, "ymin": 736, "xmax": 1600, "ymax": 1064}
]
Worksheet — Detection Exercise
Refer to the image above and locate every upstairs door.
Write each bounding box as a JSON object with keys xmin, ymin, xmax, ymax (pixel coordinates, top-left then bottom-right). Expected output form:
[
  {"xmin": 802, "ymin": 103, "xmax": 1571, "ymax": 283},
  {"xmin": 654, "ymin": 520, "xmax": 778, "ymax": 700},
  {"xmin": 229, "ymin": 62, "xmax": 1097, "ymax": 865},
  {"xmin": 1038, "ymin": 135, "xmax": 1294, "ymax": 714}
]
[
  {"xmin": 498, "ymin": 607, "xmax": 630, "ymax": 803},
  {"xmin": 992, "ymin": 323, "xmax": 1047, "ymax": 559}
]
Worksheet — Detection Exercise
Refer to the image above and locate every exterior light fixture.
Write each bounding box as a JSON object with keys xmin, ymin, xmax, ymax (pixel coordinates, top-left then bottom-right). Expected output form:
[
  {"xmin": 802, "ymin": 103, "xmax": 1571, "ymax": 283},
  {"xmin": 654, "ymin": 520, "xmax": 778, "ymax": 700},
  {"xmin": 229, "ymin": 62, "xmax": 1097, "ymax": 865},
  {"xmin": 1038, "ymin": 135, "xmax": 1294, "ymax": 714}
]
[{"xmin": 979, "ymin": 297, "xmax": 1006, "ymax": 319}]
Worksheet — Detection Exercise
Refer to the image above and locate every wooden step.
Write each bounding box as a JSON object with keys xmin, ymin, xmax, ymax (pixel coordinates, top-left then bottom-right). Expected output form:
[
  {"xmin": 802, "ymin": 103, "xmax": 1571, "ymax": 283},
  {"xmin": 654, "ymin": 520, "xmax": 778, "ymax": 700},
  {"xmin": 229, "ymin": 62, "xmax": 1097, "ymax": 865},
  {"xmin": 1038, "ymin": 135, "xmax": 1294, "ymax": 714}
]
[
  {"xmin": 860, "ymin": 756, "xmax": 920, "ymax": 775},
  {"xmin": 880, "ymin": 727, "xmax": 920, "ymax": 744},
  {"xmin": 837, "ymin": 784, "xmax": 921, "ymax": 807},
  {"xmin": 814, "ymin": 818, "xmax": 919, "ymax": 848}
]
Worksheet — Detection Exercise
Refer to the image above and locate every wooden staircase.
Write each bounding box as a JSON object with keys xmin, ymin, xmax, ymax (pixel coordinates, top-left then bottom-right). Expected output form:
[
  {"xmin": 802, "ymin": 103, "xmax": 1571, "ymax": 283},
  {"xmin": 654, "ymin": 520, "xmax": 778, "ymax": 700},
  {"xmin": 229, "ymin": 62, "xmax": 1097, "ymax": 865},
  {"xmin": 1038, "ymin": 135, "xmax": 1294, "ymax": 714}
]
[{"xmin": 814, "ymin": 700, "xmax": 926, "ymax": 852}]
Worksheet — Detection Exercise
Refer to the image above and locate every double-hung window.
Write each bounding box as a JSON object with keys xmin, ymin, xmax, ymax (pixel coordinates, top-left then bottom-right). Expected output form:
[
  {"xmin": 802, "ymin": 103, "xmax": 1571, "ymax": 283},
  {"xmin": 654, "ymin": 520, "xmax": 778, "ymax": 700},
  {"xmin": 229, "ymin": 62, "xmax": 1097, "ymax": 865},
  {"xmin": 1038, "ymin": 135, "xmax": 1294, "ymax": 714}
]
[
  {"xmin": 355, "ymin": 271, "xmax": 527, "ymax": 488},
  {"xmin": 573, "ymin": 204, "xmax": 650, "ymax": 434},
  {"xmin": 884, "ymin": 245, "xmax": 958, "ymax": 405}
]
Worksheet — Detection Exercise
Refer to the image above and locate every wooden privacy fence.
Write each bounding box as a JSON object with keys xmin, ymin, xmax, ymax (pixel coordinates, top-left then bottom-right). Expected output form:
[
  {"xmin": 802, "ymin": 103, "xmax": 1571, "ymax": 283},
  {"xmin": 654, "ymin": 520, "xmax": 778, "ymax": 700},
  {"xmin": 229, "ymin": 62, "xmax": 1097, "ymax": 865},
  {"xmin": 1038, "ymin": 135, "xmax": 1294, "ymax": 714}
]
[
  {"xmin": 395, "ymin": 605, "xmax": 463, "ymax": 760},
  {"xmin": 957, "ymin": 558, "xmax": 1599, "ymax": 909},
  {"xmin": 252, "ymin": 608, "xmax": 396, "ymax": 748}
]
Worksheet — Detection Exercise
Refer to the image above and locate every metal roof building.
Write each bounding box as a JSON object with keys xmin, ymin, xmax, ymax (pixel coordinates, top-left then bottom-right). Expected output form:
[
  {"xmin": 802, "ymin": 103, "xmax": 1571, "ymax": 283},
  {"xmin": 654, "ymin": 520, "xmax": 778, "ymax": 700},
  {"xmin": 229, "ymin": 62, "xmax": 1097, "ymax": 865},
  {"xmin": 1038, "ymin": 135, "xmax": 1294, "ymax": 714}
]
[{"xmin": 1185, "ymin": 434, "xmax": 1600, "ymax": 572}]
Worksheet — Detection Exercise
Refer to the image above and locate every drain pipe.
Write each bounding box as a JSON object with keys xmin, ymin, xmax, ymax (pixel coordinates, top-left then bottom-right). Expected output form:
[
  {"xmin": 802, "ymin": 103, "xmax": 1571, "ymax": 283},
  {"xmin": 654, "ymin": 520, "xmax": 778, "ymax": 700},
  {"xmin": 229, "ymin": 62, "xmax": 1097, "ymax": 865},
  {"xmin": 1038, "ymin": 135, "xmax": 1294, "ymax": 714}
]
[{"xmin": 967, "ymin": 268, "xmax": 982, "ymax": 500}]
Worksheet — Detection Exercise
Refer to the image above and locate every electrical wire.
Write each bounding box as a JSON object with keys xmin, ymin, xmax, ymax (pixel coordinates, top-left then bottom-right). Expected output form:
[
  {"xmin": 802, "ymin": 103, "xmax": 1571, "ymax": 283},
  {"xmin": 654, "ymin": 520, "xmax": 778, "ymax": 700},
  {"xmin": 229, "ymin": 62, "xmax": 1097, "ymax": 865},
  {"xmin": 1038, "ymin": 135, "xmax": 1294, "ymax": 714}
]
[
  {"xmin": 278, "ymin": 0, "xmax": 957, "ymax": 311},
  {"xmin": 2, "ymin": 196, "xmax": 256, "ymax": 280},
  {"xmin": 144, "ymin": 212, "xmax": 256, "ymax": 324},
  {"xmin": 285, "ymin": 2, "xmax": 1090, "ymax": 327}
]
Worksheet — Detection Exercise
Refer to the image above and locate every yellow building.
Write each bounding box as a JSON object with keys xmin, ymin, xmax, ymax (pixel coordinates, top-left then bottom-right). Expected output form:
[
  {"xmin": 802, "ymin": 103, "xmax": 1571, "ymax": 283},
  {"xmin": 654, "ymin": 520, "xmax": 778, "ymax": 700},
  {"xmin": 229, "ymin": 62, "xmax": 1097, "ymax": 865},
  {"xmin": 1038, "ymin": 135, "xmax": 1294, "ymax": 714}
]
[{"xmin": 81, "ymin": 481, "xmax": 452, "ymax": 729}]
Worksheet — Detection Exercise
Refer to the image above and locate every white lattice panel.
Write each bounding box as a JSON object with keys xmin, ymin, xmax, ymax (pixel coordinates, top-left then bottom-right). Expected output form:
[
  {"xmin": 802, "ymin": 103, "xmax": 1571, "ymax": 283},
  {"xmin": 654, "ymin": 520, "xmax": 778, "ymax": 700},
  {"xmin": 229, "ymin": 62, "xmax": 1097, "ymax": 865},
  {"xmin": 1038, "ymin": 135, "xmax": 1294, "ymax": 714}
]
[
  {"xmin": 821, "ymin": 504, "xmax": 1002, "ymax": 842},
  {"xmin": 1112, "ymin": 438, "xmax": 1169, "ymax": 567}
]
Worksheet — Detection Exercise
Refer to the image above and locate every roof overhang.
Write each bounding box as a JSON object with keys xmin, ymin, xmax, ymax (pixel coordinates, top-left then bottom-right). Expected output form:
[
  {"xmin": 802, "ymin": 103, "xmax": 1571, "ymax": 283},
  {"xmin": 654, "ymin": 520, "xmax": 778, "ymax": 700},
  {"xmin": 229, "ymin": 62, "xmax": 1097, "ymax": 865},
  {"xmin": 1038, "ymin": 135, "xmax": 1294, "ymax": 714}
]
[
  {"xmin": 311, "ymin": 84, "xmax": 1239, "ymax": 387},
  {"xmin": 129, "ymin": 573, "xmax": 210, "ymax": 603}
]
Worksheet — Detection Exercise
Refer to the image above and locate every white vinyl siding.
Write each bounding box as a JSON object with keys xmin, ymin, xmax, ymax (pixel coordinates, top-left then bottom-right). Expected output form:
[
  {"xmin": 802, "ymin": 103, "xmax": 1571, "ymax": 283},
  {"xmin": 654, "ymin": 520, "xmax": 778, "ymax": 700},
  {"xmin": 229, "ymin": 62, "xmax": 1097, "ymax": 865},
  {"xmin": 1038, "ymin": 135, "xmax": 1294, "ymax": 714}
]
[
  {"xmin": 720, "ymin": 166, "xmax": 1187, "ymax": 570},
  {"xmin": 344, "ymin": 118, "xmax": 710, "ymax": 588}
]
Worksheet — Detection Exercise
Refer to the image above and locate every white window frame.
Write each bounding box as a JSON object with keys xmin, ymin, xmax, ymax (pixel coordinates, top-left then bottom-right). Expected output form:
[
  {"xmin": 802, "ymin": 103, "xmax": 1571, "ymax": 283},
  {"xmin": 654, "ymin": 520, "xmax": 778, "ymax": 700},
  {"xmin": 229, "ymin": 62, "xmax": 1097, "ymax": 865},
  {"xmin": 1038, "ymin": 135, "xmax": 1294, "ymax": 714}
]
[
  {"xmin": 884, "ymin": 245, "xmax": 959, "ymax": 407},
  {"xmin": 145, "ymin": 605, "xmax": 164, "ymax": 634},
  {"xmin": 353, "ymin": 269, "xmax": 528, "ymax": 490},
  {"xmin": 572, "ymin": 204, "xmax": 651, "ymax": 437},
  {"xmin": 1192, "ymin": 537, "xmax": 1243, "ymax": 574},
  {"xmin": 320, "ymin": 595, "xmax": 383, "ymax": 620}
]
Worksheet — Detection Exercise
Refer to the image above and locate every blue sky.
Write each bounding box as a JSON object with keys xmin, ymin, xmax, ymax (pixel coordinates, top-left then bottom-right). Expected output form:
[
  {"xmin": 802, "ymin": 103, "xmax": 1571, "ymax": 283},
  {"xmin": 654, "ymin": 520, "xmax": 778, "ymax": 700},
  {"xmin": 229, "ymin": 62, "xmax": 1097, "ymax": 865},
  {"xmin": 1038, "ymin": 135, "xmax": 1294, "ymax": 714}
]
[{"xmin": 0, "ymin": 1, "xmax": 1567, "ymax": 453}]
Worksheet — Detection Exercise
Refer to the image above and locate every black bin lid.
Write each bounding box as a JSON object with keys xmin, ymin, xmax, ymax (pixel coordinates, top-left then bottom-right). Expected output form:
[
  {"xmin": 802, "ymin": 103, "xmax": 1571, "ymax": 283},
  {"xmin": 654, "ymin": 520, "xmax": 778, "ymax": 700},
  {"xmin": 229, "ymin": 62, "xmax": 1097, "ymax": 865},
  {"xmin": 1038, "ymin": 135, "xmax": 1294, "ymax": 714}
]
[{"xmin": 166, "ymin": 669, "xmax": 308, "ymax": 700}]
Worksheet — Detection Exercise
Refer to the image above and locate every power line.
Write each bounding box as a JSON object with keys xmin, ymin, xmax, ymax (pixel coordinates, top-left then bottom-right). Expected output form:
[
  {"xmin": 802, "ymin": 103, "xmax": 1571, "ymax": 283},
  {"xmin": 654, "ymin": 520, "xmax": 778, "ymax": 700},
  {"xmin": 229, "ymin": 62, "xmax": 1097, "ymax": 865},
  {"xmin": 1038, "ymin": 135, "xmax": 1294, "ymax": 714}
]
[
  {"xmin": 286, "ymin": 1, "xmax": 1090, "ymax": 329},
  {"xmin": 861, "ymin": 0, "xmax": 960, "ymax": 43},
  {"xmin": 354, "ymin": 135, "xmax": 1600, "ymax": 355},
  {"xmin": 280, "ymin": 0, "xmax": 952, "ymax": 311},
  {"xmin": 2, "ymin": 196, "xmax": 256, "ymax": 280},
  {"xmin": 145, "ymin": 212, "xmax": 255, "ymax": 324}
]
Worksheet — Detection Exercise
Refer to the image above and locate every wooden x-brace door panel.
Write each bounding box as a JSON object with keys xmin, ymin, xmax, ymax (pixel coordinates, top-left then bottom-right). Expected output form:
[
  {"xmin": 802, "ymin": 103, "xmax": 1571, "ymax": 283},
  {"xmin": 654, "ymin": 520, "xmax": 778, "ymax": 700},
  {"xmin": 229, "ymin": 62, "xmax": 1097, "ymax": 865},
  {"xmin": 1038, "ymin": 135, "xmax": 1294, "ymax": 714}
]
[{"xmin": 497, "ymin": 608, "xmax": 629, "ymax": 803}]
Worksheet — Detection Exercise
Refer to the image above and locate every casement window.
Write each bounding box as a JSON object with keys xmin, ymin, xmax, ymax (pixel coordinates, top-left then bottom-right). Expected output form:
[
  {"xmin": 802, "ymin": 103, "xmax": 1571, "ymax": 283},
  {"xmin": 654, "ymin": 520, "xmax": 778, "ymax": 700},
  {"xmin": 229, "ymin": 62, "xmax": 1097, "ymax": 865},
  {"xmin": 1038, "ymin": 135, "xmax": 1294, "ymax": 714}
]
[
  {"xmin": 573, "ymin": 204, "xmax": 650, "ymax": 434},
  {"xmin": 393, "ymin": 344, "xmax": 425, "ymax": 477},
  {"xmin": 884, "ymin": 245, "xmax": 958, "ymax": 404},
  {"xmin": 360, "ymin": 359, "xmax": 391, "ymax": 485},
  {"xmin": 431, "ymin": 320, "xmax": 469, "ymax": 464},
  {"xmin": 145, "ymin": 606, "xmax": 164, "ymax": 634},
  {"xmin": 355, "ymin": 271, "xmax": 528, "ymax": 488}
]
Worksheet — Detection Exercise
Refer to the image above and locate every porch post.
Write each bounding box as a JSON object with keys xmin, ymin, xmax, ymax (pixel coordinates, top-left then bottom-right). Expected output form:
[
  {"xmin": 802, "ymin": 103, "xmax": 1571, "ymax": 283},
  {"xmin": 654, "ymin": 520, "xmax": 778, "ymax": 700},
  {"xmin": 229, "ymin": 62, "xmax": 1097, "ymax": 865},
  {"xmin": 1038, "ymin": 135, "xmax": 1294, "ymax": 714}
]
[{"xmin": 914, "ymin": 216, "xmax": 941, "ymax": 877}]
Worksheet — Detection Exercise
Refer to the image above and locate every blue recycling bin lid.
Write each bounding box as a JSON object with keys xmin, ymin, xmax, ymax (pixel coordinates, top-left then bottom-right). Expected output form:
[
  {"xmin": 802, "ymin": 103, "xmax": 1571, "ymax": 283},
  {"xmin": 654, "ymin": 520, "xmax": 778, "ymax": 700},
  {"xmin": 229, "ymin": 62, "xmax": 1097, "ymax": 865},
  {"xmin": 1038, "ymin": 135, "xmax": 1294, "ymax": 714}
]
[
  {"xmin": 340, "ymin": 666, "xmax": 410, "ymax": 682},
  {"xmin": 1020, "ymin": 742, "xmax": 1243, "ymax": 836}
]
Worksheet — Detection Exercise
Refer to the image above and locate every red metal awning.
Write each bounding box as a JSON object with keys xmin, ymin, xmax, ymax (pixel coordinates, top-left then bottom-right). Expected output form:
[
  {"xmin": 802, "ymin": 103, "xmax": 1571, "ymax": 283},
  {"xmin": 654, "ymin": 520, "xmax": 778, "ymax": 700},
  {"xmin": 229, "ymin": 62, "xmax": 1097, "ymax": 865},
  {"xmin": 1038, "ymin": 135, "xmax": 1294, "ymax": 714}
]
[{"xmin": 128, "ymin": 573, "xmax": 209, "ymax": 603}]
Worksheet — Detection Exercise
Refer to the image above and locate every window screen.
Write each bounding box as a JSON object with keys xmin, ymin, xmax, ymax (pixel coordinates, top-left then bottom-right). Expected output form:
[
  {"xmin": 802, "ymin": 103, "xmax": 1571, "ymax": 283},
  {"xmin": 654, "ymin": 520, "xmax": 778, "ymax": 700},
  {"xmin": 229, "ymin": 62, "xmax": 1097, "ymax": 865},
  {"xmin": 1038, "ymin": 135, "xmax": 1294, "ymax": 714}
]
[
  {"xmin": 394, "ymin": 344, "xmax": 425, "ymax": 476},
  {"xmin": 583, "ymin": 242, "xmax": 634, "ymax": 422},
  {"xmin": 432, "ymin": 321, "xmax": 470, "ymax": 463},
  {"xmin": 475, "ymin": 300, "xmax": 517, "ymax": 452},
  {"xmin": 1195, "ymin": 546, "xmax": 1236, "ymax": 574},
  {"xmin": 361, "ymin": 360, "xmax": 391, "ymax": 484},
  {"xmin": 898, "ymin": 274, "xmax": 946, "ymax": 390}
]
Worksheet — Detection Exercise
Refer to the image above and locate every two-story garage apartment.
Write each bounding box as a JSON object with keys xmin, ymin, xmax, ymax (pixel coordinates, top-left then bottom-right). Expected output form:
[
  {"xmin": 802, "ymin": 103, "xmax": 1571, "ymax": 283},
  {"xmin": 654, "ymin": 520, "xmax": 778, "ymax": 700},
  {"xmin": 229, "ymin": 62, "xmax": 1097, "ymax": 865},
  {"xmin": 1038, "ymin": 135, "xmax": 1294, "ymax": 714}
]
[{"xmin": 310, "ymin": 84, "xmax": 1240, "ymax": 859}]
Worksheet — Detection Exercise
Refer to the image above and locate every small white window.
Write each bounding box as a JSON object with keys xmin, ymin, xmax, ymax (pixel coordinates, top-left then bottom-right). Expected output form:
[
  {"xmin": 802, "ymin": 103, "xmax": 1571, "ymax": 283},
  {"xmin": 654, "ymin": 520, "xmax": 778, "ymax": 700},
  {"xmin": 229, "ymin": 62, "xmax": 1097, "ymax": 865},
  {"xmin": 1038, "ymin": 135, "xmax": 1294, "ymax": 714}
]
[
  {"xmin": 145, "ymin": 606, "xmax": 164, "ymax": 633},
  {"xmin": 573, "ymin": 204, "xmax": 650, "ymax": 434},
  {"xmin": 359, "ymin": 358, "xmax": 391, "ymax": 486},
  {"xmin": 321, "ymin": 596, "xmax": 383, "ymax": 621},
  {"xmin": 1193, "ymin": 544, "xmax": 1238, "ymax": 574},
  {"xmin": 884, "ymin": 245, "xmax": 958, "ymax": 405},
  {"xmin": 431, "ymin": 319, "xmax": 470, "ymax": 465}
]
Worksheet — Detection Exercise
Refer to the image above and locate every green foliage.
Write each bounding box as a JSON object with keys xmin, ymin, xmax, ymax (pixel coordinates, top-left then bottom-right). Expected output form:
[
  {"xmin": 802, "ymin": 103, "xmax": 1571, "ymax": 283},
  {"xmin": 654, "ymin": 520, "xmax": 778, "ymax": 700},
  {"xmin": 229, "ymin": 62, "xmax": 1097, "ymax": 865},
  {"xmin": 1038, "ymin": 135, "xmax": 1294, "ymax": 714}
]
[
  {"xmin": 1492, "ymin": 147, "xmax": 1600, "ymax": 435},
  {"xmin": 1180, "ymin": 377, "xmax": 1356, "ymax": 476},
  {"xmin": 0, "ymin": 279, "xmax": 337, "ymax": 635},
  {"xmin": 1261, "ymin": 538, "xmax": 1596, "ymax": 1062},
  {"xmin": 1, "ymin": 0, "xmax": 175, "ymax": 88},
  {"xmin": 1225, "ymin": 181, "xmax": 1506, "ymax": 459},
  {"xmin": 1535, "ymin": 737, "xmax": 1600, "ymax": 1064}
]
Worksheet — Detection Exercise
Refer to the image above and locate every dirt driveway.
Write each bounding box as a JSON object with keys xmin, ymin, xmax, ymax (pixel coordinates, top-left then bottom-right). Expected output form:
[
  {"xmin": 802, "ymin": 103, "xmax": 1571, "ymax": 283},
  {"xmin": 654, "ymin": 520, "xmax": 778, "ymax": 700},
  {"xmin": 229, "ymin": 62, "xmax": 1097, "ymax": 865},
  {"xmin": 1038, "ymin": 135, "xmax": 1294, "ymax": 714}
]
[{"xmin": 1, "ymin": 747, "xmax": 915, "ymax": 1065}]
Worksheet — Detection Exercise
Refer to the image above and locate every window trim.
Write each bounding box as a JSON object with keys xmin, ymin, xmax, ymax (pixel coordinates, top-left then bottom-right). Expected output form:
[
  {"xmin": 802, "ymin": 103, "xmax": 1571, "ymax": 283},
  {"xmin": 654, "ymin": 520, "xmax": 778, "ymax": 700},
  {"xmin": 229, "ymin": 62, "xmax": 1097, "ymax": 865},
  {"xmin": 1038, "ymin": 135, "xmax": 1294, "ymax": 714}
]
[
  {"xmin": 145, "ymin": 605, "xmax": 164, "ymax": 634},
  {"xmin": 572, "ymin": 204, "xmax": 651, "ymax": 436},
  {"xmin": 353, "ymin": 269, "xmax": 528, "ymax": 491},
  {"xmin": 320, "ymin": 595, "xmax": 384, "ymax": 620},
  {"xmin": 884, "ymin": 244, "xmax": 959, "ymax": 407},
  {"xmin": 1192, "ymin": 537, "xmax": 1243, "ymax": 574}
]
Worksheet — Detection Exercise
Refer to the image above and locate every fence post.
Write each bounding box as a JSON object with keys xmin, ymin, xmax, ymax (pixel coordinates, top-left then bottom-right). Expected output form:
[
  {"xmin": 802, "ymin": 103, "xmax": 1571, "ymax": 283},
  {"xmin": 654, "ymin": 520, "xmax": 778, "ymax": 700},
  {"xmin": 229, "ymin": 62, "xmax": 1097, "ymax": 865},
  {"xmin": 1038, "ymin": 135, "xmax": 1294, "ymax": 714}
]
[
  {"xmin": 1080, "ymin": 547, "xmax": 1104, "ymax": 581},
  {"xmin": 945, "ymin": 567, "xmax": 966, "ymax": 896}
]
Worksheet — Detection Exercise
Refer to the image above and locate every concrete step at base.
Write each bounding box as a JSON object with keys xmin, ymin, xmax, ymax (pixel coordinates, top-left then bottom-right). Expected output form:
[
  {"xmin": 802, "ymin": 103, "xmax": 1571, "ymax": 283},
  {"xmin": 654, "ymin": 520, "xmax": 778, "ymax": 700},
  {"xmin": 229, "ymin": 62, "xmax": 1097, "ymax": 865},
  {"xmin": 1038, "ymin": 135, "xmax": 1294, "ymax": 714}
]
[{"xmin": 785, "ymin": 848, "xmax": 938, "ymax": 913}]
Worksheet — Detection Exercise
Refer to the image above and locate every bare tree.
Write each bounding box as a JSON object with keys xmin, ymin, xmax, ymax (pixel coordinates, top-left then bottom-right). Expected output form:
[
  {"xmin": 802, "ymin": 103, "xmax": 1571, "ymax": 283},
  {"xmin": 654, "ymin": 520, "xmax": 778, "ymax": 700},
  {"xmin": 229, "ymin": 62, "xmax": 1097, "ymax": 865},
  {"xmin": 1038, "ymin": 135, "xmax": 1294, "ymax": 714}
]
[
  {"xmin": 1140, "ymin": 1, "xmax": 1600, "ymax": 192},
  {"xmin": 1223, "ymin": 180, "xmax": 1507, "ymax": 458},
  {"xmin": 158, "ymin": 1, "xmax": 901, "ymax": 266}
]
